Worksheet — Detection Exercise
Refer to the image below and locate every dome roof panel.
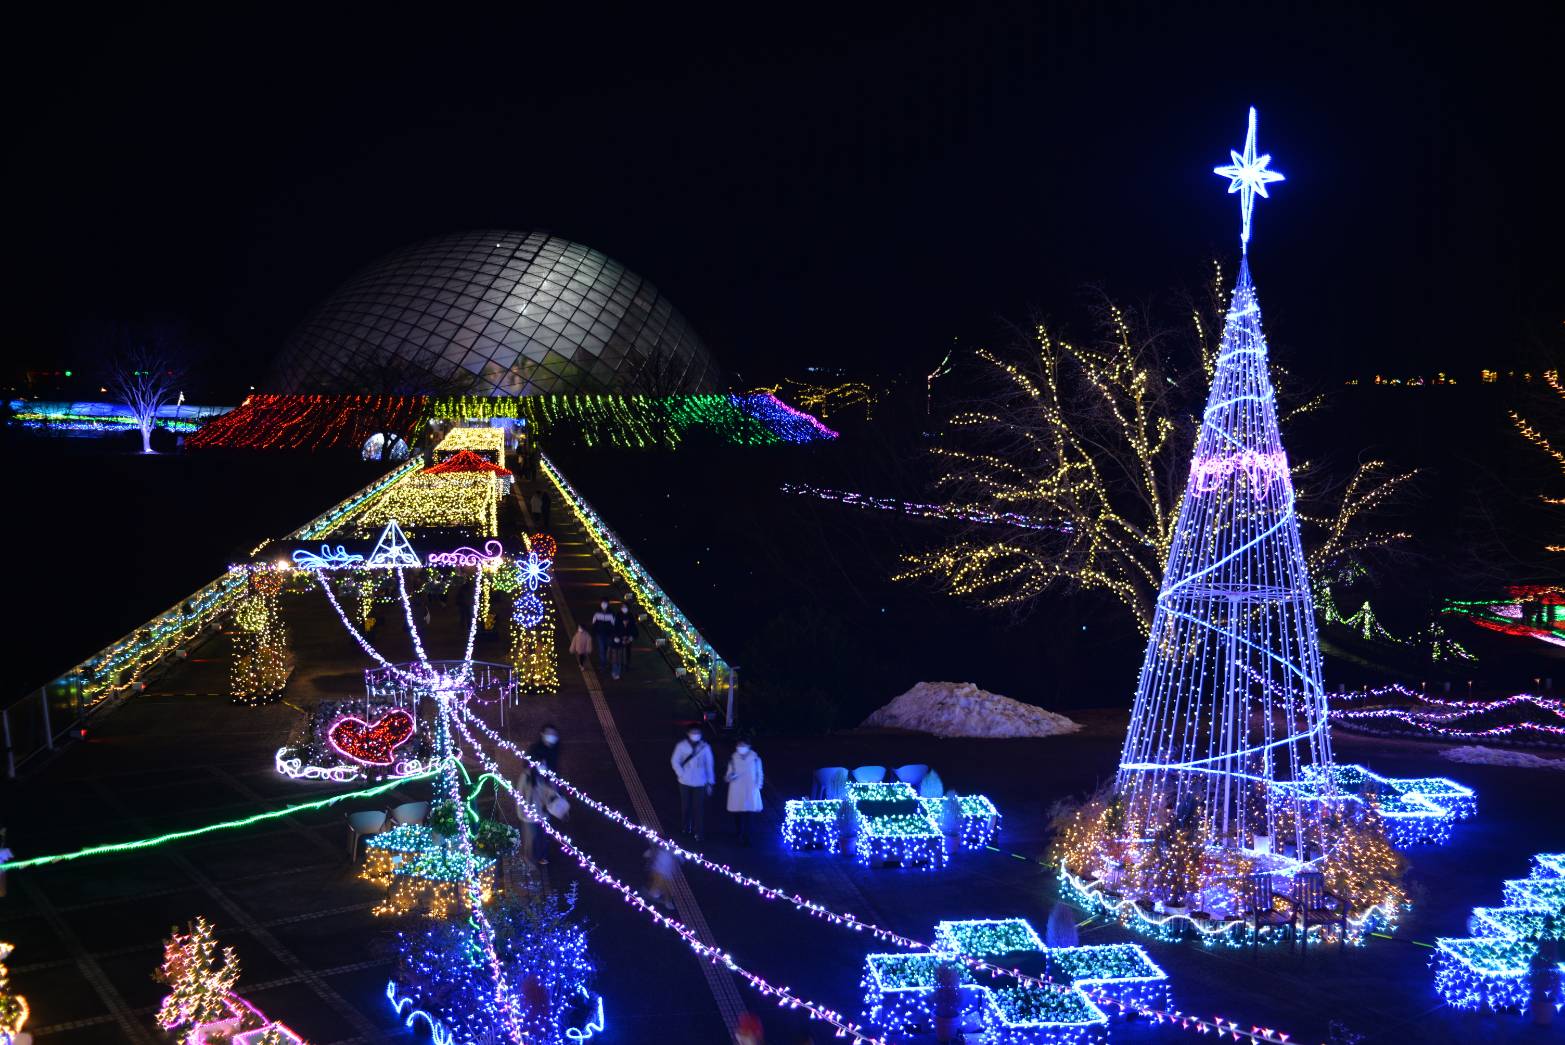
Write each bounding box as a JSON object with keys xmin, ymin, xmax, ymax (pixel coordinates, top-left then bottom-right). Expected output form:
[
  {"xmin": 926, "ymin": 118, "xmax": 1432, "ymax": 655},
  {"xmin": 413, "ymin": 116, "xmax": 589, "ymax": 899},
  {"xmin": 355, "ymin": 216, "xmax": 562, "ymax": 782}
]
[{"xmin": 269, "ymin": 230, "xmax": 721, "ymax": 395}]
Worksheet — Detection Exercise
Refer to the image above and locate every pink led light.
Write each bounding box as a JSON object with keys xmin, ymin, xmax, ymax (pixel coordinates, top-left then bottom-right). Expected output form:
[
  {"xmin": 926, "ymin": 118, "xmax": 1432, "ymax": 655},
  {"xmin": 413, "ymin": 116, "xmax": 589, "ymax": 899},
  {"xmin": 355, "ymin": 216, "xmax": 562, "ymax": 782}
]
[
  {"xmin": 1188, "ymin": 449, "xmax": 1289, "ymax": 495},
  {"xmin": 426, "ymin": 540, "xmax": 507, "ymax": 567},
  {"xmin": 755, "ymin": 392, "xmax": 840, "ymax": 439}
]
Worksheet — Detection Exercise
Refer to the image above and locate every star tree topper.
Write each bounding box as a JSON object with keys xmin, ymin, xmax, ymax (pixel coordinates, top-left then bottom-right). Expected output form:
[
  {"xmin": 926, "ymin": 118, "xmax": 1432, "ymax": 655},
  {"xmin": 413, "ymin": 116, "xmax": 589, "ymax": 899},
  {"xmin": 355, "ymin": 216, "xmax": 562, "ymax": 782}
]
[{"xmin": 1213, "ymin": 106, "xmax": 1284, "ymax": 252}]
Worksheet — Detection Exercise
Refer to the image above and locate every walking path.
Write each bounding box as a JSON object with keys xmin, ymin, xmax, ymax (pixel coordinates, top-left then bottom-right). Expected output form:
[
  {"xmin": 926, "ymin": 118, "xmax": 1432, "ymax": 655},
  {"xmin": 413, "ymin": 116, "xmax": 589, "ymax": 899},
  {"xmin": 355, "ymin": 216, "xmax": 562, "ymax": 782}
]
[{"xmin": 521, "ymin": 485, "xmax": 749, "ymax": 1038}]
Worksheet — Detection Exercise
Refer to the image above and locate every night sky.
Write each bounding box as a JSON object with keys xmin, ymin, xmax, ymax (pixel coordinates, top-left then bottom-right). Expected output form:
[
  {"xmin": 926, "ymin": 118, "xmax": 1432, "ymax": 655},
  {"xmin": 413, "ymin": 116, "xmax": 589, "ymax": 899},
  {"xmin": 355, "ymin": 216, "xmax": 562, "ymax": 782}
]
[{"xmin": 11, "ymin": 4, "xmax": 1562, "ymax": 398}]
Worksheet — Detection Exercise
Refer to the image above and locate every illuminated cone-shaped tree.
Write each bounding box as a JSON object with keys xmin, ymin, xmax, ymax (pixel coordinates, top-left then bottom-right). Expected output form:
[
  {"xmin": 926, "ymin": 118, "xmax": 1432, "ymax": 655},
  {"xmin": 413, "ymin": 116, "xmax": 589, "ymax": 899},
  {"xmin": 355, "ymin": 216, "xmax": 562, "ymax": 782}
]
[
  {"xmin": 1116, "ymin": 108, "xmax": 1333, "ymax": 857},
  {"xmin": 0, "ymin": 940, "xmax": 29, "ymax": 1044},
  {"xmin": 231, "ymin": 578, "xmax": 292, "ymax": 701},
  {"xmin": 154, "ymin": 916, "xmax": 240, "ymax": 1043}
]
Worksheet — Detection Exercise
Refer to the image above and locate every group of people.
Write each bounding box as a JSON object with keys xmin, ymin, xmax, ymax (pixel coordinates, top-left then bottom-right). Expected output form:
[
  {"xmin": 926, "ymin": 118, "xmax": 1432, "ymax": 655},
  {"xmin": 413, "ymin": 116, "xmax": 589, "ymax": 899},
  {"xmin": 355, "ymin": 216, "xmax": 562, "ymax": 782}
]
[
  {"xmin": 670, "ymin": 724, "xmax": 763, "ymax": 844},
  {"xmin": 510, "ymin": 722, "xmax": 762, "ymax": 875},
  {"xmin": 570, "ymin": 599, "xmax": 639, "ymax": 680}
]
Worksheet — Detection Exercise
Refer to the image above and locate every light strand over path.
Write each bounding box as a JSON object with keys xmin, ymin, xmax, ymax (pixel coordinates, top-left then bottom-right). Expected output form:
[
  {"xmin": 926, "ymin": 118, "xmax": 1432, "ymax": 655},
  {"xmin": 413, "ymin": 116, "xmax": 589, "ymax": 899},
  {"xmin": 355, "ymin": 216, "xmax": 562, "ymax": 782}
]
[
  {"xmin": 449, "ymin": 713, "xmax": 883, "ymax": 1043},
  {"xmin": 461, "ymin": 710, "xmax": 1301, "ymax": 1045}
]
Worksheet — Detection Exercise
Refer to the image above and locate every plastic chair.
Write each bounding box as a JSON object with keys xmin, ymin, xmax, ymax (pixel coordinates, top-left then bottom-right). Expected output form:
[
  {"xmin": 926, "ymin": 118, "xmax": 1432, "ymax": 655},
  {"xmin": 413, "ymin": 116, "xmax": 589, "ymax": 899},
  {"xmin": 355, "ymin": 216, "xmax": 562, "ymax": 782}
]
[
  {"xmin": 894, "ymin": 764, "xmax": 930, "ymax": 789},
  {"xmin": 390, "ymin": 801, "xmax": 429, "ymax": 827},
  {"xmin": 851, "ymin": 766, "xmax": 887, "ymax": 783},
  {"xmin": 346, "ymin": 810, "xmax": 387, "ymax": 862},
  {"xmin": 825, "ymin": 768, "xmax": 849, "ymax": 800},
  {"xmin": 917, "ymin": 768, "xmax": 945, "ymax": 797},
  {"xmin": 813, "ymin": 767, "xmax": 847, "ymax": 799}
]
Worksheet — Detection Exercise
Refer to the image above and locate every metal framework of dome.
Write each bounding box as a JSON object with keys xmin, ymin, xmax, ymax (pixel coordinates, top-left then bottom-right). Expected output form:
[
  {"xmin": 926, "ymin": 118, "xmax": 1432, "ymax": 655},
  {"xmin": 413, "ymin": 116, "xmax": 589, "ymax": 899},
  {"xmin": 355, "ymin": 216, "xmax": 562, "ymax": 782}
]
[{"xmin": 268, "ymin": 230, "xmax": 722, "ymax": 396}]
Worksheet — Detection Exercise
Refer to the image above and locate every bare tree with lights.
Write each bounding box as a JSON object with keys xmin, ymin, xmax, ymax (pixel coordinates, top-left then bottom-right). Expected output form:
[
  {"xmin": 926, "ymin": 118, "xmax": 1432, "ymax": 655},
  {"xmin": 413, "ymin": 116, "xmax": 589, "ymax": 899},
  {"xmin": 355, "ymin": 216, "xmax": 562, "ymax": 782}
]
[
  {"xmin": 106, "ymin": 333, "xmax": 184, "ymax": 454},
  {"xmin": 897, "ymin": 273, "xmax": 1416, "ymax": 636},
  {"xmin": 1510, "ymin": 368, "xmax": 1565, "ymax": 555}
]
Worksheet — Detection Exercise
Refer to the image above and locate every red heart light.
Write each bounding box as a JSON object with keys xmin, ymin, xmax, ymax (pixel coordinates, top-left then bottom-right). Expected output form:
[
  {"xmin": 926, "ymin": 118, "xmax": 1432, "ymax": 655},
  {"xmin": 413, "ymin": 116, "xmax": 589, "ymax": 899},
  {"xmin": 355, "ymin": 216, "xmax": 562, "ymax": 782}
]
[{"xmin": 328, "ymin": 709, "xmax": 416, "ymax": 766}]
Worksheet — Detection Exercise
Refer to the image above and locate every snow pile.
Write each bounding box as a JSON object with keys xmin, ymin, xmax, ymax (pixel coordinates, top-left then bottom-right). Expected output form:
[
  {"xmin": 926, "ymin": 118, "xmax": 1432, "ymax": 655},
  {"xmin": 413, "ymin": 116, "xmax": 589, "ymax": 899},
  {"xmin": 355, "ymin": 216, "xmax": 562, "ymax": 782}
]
[
  {"xmin": 1442, "ymin": 745, "xmax": 1565, "ymax": 771},
  {"xmin": 861, "ymin": 682, "xmax": 1080, "ymax": 739}
]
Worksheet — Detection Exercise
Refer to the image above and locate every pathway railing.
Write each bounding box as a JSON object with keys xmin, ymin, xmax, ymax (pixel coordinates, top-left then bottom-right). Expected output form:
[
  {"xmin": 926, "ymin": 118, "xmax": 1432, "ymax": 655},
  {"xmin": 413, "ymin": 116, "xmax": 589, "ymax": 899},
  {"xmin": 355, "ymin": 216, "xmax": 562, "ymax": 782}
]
[
  {"xmin": 2, "ymin": 455, "xmax": 423, "ymax": 777},
  {"xmin": 537, "ymin": 453, "xmax": 737, "ymax": 720}
]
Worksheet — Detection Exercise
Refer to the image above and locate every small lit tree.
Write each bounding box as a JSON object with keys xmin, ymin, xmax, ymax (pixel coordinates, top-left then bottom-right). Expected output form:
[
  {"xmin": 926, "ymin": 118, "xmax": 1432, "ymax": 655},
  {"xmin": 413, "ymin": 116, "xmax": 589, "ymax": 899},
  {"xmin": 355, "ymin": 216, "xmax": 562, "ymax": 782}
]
[
  {"xmin": 252, "ymin": 1025, "xmax": 287, "ymax": 1045},
  {"xmin": 154, "ymin": 916, "xmax": 239, "ymax": 1042},
  {"xmin": 1321, "ymin": 800, "xmax": 1409, "ymax": 928},
  {"xmin": 106, "ymin": 334, "xmax": 184, "ymax": 455},
  {"xmin": 0, "ymin": 940, "xmax": 29, "ymax": 1045}
]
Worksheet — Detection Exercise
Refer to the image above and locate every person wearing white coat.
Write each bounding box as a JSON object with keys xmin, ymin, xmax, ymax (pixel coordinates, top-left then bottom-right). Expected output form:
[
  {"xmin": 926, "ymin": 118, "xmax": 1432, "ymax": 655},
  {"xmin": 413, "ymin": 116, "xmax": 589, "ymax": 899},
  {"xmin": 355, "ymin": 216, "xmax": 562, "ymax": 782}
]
[{"xmin": 724, "ymin": 741, "xmax": 764, "ymax": 845}]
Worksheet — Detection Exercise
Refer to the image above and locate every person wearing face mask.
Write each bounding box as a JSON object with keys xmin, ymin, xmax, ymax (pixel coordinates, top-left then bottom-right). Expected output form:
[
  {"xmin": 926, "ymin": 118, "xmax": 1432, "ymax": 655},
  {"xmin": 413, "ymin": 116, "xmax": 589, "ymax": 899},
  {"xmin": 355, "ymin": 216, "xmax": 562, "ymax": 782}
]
[
  {"xmin": 724, "ymin": 738, "xmax": 764, "ymax": 845},
  {"xmin": 590, "ymin": 600, "xmax": 617, "ymax": 668},
  {"xmin": 524, "ymin": 724, "xmax": 562, "ymax": 864},
  {"xmin": 671, "ymin": 726, "xmax": 715, "ymax": 841},
  {"xmin": 569, "ymin": 624, "xmax": 593, "ymax": 668}
]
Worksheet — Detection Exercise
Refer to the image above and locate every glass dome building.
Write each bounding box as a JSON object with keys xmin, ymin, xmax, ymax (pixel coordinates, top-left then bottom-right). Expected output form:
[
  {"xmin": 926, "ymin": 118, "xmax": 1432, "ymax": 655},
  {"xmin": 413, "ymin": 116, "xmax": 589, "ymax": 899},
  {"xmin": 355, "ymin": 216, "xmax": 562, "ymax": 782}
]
[{"xmin": 268, "ymin": 230, "xmax": 722, "ymax": 396}]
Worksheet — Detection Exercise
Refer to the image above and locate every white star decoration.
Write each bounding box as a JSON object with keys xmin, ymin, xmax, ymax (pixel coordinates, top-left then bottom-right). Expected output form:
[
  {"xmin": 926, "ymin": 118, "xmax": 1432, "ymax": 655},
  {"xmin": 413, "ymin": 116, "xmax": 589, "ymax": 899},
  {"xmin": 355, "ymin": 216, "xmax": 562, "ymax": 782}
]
[{"xmin": 1213, "ymin": 106, "xmax": 1284, "ymax": 251}]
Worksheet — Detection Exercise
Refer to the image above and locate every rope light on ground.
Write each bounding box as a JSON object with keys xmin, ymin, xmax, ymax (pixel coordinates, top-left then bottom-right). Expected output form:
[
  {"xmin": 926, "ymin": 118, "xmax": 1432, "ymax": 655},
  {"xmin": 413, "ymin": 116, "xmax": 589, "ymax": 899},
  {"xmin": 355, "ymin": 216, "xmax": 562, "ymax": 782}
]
[{"xmin": 0, "ymin": 771, "xmax": 439, "ymax": 872}]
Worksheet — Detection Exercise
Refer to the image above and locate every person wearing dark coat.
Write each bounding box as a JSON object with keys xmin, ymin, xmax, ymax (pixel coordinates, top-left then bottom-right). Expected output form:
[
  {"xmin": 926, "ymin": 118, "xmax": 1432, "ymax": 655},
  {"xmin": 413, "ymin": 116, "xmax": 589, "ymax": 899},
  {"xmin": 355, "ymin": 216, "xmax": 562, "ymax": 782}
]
[
  {"xmin": 616, "ymin": 603, "xmax": 639, "ymax": 668},
  {"xmin": 523, "ymin": 724, "xmax": 561, "ymax": 863},
  {"xmin": 590, "ymin": 600, "xmax": 616, "ymax": 668}
]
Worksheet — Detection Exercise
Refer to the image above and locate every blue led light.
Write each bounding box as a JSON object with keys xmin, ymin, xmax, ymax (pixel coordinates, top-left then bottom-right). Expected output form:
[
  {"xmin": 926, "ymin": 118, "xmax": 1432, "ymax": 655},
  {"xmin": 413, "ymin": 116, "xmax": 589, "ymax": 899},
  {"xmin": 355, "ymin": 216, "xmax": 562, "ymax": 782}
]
[
  {"xmin": 290, "ymin": 544, "xmax": 365, "ymax": 569},
  {"xmin": 1213, "ymin": 106, "xmax": 1284, "ymax": 251},
  {"xmin": 517, "ymin": 550, "xmax": 553, "ymax": 591},
  {"xmin": 511, "ymin": 593, "xmax": 547, "ymax": 628},
  {"xmin": 861, "ymin": 918, "xmax": 1170, "ymax": 1045},
  {"xmin": 782, "ymin": 786, "xmax": 1001, "ymax": 868},
  {"xmin": 1432, "ymin": 853, "xmax": 1565, "ymax": 1013}
]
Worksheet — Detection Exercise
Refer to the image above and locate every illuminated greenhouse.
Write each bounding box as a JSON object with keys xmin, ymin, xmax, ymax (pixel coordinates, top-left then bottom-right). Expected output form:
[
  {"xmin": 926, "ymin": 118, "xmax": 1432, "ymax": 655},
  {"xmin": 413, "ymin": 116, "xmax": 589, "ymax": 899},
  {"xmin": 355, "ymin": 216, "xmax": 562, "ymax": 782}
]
[{"xmin": 268, "ymin": 230, "xmax": 722, "ymax": 396}]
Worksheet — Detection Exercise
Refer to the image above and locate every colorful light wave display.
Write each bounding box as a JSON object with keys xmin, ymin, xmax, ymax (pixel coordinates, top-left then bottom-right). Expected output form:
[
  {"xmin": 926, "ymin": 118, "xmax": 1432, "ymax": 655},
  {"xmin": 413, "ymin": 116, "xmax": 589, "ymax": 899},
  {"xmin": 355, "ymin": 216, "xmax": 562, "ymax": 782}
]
[
  {"xmin": 189, "ymin": 392, "xmax": 836, "ymax": 452},
  {"xmin": 1444, "ymin": 585, "xmax": 1565, "ymax": 650},
  {"xmin": 1331, "ymin": 684, "xmax": 1565, "ymax": 746}
]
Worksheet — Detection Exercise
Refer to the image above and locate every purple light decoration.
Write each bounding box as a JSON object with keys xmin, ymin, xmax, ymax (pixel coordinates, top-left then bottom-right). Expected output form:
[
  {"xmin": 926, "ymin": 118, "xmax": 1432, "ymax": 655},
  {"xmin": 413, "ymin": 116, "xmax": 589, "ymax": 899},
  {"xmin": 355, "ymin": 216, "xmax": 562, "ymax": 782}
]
[
  {"xmin": 426, "ymin": 540, "xmax": 506, "ymax": 567},
  {"xmin": 1188, "ymin": 450, "xmax": 1290, "ymax": 496},
  {"xmin": 1117, "ymin": 109, "xmax": 1333, "ymax": 852},
  {"xmin": 779, "ymin": 481, "xmax": 1067, "ymax": 532}
]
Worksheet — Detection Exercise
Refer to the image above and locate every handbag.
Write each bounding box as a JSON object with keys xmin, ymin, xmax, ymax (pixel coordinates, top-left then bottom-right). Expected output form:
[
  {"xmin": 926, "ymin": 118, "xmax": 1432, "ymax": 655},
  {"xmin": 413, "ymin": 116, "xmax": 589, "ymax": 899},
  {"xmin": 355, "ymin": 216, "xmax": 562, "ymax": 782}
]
[{"xmin": 546, "ymin": 792, "xmax": 571, "ymax": 820}]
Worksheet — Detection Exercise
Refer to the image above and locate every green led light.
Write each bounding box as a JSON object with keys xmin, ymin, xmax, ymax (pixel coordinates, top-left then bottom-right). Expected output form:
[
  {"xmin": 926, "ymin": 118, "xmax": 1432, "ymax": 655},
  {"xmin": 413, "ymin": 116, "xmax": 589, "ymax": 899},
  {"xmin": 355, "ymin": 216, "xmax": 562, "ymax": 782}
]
[{"xmin": 0, "ymin": 767, "xmax": 442, "ymax": 872}]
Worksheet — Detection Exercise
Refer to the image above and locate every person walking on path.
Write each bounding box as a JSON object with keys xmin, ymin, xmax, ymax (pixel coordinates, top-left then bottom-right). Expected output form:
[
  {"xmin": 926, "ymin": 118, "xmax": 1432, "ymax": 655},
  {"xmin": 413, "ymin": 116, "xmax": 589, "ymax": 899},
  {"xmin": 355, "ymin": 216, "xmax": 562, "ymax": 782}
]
[
  {"xmin": 610, "ymin": 605, "xmax": 636, "ymax": 679},
  {"xmin": 671, "ymin": 726, "xmax": 714, "ymax": 841},
  {"xmin": 643, "ymin": 844, "xmax": 679, "ymax": 911},
  {"xmin": 590, "ymin": 600, "xmax": 616, "ymax": 668},
  {"xmin": 724, "ymin": 738, "xmax": 764, "ymax": 845},
  {"xmin": 616, "ymin": 603, "xmax": 639, "ymax": 667},
  {"xmin": 528, "ymin": 489, "xmax": 544, "ymax": 521},
  {"xmin": 537, "ymin": 488, "xmax": 551, "ymax": 530},
  {"xmin": 569, "ymin": 625, "xmax": 593, "ymax": 667},
  {"xmin": 609, "ymin": 631, "xmax": 625, "ymax": 681},
  {"xmin": 524, "ymin": 724, "xmax": 561, "ymax": 864}
]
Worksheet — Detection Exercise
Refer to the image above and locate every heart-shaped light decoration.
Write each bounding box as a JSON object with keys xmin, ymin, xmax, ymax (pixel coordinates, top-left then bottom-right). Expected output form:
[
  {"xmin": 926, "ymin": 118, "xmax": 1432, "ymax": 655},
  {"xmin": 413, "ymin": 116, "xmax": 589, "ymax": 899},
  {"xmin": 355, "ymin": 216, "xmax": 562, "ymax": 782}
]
[{"xmin": 327, "ymin": 709, "xmax": 416, "ymax": 766}]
